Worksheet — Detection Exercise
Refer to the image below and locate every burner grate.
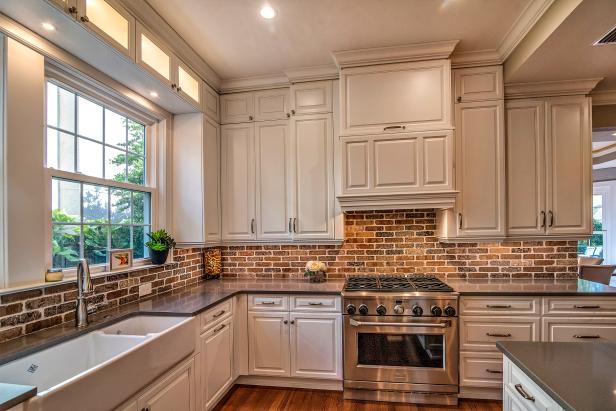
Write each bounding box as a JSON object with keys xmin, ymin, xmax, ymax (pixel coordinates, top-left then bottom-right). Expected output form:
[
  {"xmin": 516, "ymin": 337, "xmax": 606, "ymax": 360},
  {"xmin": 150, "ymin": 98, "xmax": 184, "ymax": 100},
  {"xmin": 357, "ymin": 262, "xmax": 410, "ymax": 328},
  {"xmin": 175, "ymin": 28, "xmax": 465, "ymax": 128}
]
[{"xmin": 344, "ymin": 274, "xmax": 453, "ymax": 292}]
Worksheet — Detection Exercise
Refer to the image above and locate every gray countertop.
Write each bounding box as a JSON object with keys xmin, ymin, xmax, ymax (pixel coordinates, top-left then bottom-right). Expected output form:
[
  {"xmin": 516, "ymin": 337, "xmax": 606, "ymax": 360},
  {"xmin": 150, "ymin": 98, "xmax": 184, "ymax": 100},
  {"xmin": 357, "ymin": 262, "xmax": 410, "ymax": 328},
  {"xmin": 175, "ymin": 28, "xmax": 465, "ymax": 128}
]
[
  {"xmin": 446, "ymin": 277, "xmax": 616, "ymax": 295},
  {"xmin": 497, "ymin": 341, "xmax": 616, "ymax": 411}
]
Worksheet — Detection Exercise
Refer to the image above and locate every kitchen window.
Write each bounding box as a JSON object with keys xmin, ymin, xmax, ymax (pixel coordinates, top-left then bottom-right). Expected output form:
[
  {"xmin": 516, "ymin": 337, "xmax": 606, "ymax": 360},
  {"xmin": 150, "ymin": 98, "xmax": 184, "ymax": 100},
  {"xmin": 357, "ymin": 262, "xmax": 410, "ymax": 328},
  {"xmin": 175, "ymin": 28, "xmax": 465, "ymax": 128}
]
[{"xmin": 46, "ymin": 80, "xmax": 153, "ymax": 269}]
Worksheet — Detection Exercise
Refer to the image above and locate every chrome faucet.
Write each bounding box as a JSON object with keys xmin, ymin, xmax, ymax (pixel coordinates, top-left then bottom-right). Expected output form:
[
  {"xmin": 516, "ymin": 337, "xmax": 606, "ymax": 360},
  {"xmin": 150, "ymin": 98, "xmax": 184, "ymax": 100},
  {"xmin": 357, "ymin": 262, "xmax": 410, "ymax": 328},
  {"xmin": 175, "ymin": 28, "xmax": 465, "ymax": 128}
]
[{"xmin": 76, "ymin": 258, "xmax": 93, "ymax": 328}]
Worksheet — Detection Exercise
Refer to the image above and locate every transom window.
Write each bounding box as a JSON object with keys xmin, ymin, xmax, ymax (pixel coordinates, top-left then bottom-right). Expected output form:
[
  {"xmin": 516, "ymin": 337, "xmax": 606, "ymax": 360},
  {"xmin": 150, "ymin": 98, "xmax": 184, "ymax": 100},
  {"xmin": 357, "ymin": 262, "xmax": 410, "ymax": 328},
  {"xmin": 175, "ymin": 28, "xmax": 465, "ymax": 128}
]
[{"xmin": 46, "ymin": 81, "xmax": 152, "ymax": 269}]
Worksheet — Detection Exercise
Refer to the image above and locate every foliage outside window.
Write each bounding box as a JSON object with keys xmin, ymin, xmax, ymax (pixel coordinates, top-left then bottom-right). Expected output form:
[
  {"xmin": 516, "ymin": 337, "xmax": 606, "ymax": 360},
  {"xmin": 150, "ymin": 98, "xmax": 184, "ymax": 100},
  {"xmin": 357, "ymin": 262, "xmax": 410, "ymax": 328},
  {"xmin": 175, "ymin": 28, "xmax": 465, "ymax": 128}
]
[
  {"xmin": 46, "ymin": 81, "xmax": 152, "ymax": 268},
  {"xmin": 578, "ymin": 194, "xmax": 605, "ymax": 259}
]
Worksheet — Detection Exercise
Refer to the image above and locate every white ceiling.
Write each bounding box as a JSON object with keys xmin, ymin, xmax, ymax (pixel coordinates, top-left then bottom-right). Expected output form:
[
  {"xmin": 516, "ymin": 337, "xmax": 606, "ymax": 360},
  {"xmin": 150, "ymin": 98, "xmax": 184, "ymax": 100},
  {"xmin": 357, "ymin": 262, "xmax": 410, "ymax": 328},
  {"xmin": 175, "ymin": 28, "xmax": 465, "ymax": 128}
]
[
  {"xmin": 507, "ymin": 0, "xmax": 616, "ymax": 90},
  {"xmin": 146, "ymin": 0, "xmax": 532, "ymax": 80}
]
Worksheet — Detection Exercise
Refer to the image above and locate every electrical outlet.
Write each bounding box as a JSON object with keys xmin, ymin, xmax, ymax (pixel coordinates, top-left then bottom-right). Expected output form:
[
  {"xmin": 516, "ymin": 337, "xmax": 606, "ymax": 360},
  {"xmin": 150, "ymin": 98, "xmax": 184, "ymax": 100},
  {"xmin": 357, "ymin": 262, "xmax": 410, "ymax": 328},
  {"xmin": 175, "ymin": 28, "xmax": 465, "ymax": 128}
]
[{"xmin": 138, "ymin": 283, "xmax": 152, "ymax": 297}]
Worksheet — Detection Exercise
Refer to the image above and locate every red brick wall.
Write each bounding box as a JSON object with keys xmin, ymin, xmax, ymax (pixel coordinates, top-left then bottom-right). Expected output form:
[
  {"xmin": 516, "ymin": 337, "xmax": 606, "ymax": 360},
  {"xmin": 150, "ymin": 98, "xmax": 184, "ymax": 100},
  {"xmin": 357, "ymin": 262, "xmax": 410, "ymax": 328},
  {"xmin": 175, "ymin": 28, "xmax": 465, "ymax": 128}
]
[{"xmin": 219, "ymin": 210, "xmax": 579, "ymax": 280}]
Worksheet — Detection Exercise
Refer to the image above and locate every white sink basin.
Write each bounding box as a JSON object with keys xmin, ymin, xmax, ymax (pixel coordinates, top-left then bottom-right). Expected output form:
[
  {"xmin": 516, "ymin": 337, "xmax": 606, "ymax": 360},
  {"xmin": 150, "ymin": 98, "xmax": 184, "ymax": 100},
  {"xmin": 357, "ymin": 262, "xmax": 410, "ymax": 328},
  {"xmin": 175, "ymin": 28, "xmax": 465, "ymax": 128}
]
[{"xmin": 0, "ymin": 315, "xmax": 196, "ymax": 411}]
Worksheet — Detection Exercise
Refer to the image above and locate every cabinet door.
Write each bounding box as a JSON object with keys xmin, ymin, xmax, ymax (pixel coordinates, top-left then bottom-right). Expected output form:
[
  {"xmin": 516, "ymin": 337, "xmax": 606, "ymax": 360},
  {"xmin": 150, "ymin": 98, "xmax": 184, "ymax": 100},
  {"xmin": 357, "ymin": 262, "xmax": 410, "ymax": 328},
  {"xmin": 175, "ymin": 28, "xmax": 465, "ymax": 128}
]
[
  {"xmin": 136, "ymin": 23, "xmax": 173, "ymax": 86},
  {"xmin": 290, "ymin": 313, "xmax": 342, "ymax": 379},
  {"xmin": 340, "ymin": 60, "xmax": 451, "ymax": 135},
  {"xmin": 506, "ymin": 100, "xmax": 546, "ymax": 236},
  {"xmin": 203, "ymin": 83, "xmax": 220, "ymax": 122},
  {"xmin": 454, "ymin": 66, "xmax": 503, "ymax": 102},
  {"xmin": 221, "ymin": 93, "xmax": 254, "ymax": 124},
  {"xmin": 290, "ymin": 81, "xmax": 332, "ymax": 115},
  {"xmin": 175, "ymin": 60, "xmax": 202, "ymax": 107},
  {"xmin": 201, "ymin": 317, "xmax": 233, "ymax": 410},
  {"xmin": 455, "ymin": 100, "xmax": 505, "ymax": 237},
  {"xmin": 80, "ymin": 0, "xmax": 135, "ymax": 59},
  {"xmin": 49, "ymin": 0, "xmax": 78, "ymax": 14},
  {"xmin": 221, "ymin": 124, "xmax": 255, "ymax": 240},
  {"xmin": 254, "ymin": 89, "xmax": 289, "ymax": 121},
  {"xmin": 545, "ymin": 96, "xmax": 592, "ymax": 236},
  {"xmin": 291, "ymin": 114, "xmax": 334, "ymax": 239},
  {"xmin": 204, "ymin": 117, "xmax": 221, "ymax": 243},
  {"xmin": 255, "ymin": 120, "xmax": 292, "ymax": 240},
  {"xmin": 137, "ymin": 358, "xmax": 195, "ymax": 411},
  {"xmin": 248, "ymin": 311, "xmax": 290, "ymax": 376}
]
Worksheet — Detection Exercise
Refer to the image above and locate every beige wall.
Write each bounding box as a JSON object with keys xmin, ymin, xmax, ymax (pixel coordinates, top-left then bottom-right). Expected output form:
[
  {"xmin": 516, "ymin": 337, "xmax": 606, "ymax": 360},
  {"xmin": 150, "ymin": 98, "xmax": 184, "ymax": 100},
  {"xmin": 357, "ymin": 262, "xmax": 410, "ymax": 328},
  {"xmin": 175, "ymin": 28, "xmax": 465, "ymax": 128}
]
[{"xmin": 592, "ymin": 104, "xmax": 616, "ymax": 129}]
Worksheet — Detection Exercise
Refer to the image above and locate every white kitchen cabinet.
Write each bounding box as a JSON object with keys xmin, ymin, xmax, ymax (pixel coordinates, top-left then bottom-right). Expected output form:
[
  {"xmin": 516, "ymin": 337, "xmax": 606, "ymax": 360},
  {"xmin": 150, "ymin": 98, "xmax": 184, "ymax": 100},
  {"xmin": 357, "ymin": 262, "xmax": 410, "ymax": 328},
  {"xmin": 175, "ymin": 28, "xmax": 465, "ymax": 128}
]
[
  {"xmin": 248, "ymin": 311, "xmax": 291, "ymax": 376},
  {"xmin": 290, "ymin": 81, "xmax": 333, "ymax": 115},
  {"xmin": 289, "ymin": 312, "xmax": 342, "ymax": 379},
  {"xmin": 339, "ymin": 60, "xmax": 452, "ymax": 135},
  {"xmin": 255, "ymin": 120, "xmax": 293, "ymax": 240},
  {"xmin": 453, "ymin": 100, "xmax": 505, "ymax": 238},
  {"xmin": 454, "ymin": 66, "xmax": 503, "ymax": 103},
  {"xmin": 221, "ymin": 123, "xmax": 256, "ymax": 241},
  {"xmin": 254, "ymin": 89, "xmax": 290, "ymax": 121},
  {"xmin": 79, "ymin": 0, "xmax": 135, "ymax": 59},
  {"xmin": 221, "ymin": 93, "xmax": 254, "ymax": 124},
  {"xmin": 291, "ymin": 114, "xmax": 335, "ymax": 239},
  {"xmin": 172, "ymin": 114, "xmax": 221, "ymax": 245},
  {"xmin": 136, "ymin": 22, "xmax": 173, "ymax": 86},
  {"xmin": 503, "ymin": 357, "xmax": 563, "ymax": 411},
  {"xmin": 506, "ymin": 96, "xmax": 591, "ymax": 238},
  {"xmin": 176, "ymin": 59, "xmax": 202, "ymax": 107},
  {"xmin": 137, "ymin": 358, "xmax": 196, "ymax": 411},
  {"xmin": 459, "ymin": 352, "xmax": 503, "ymax": 388},
  {"xmin": 203, "ymin": 82, "xmax": 220, "ymax": 122},
  {"xmin": 201, "ymin": 317, "xmax": 234, "ymax": 410}
]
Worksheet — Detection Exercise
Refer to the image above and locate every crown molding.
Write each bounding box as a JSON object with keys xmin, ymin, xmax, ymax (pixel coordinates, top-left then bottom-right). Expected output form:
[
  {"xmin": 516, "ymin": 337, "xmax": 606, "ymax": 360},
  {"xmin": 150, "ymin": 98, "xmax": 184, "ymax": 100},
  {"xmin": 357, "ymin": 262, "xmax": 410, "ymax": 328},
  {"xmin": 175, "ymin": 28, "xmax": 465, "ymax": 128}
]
[
  {"xmin": 591, "ymin": 90, "xmax": 616, "ymax": 106},
  {"xmin": 220, "ymin": 74, "xmax": 290, "ymax": 94},
  {"xmin": 331, "ymin": 40, "xmax": 459, "ymax": 69},
  {"xmin": 505, "ymin": 78, "xmax": 603, "ymax": 98},
  {"xmin": 283, "ymin": 65, "xmax": 339, "ymax": 83},
  {"xmin": 451, "ymin": 49, "xmax": 502, "ymax": 68}
]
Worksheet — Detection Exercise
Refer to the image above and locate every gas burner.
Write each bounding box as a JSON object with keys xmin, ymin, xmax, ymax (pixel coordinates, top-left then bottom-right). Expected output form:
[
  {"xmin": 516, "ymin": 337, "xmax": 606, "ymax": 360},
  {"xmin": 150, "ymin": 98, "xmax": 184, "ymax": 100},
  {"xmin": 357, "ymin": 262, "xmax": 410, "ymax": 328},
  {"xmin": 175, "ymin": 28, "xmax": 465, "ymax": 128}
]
[{"xmin": 344, "ymin": 274, "xmax": 453, "ymax": 292}]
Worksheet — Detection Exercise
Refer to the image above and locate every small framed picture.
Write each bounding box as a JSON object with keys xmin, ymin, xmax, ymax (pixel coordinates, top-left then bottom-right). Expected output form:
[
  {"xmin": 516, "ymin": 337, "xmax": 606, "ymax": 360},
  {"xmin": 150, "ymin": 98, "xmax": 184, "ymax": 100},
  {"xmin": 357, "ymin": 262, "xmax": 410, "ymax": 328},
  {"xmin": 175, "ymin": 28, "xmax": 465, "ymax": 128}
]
[{"xmin": 109, "ymin": 249, "xmax": 133, "ymax": 271}]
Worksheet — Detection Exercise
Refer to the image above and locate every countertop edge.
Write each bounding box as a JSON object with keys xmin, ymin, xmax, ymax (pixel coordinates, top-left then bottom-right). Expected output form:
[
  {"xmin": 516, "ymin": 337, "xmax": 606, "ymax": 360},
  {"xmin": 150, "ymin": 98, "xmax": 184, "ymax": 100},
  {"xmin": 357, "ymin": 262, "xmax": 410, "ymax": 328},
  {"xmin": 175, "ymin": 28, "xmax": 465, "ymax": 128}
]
[
  {"xmin": 0, "ymin": 384, "xmax": 37, "ymax": 411},
  {"xmin": 496, "ymin": 342, "xmax": 574, "ymax": 411}
]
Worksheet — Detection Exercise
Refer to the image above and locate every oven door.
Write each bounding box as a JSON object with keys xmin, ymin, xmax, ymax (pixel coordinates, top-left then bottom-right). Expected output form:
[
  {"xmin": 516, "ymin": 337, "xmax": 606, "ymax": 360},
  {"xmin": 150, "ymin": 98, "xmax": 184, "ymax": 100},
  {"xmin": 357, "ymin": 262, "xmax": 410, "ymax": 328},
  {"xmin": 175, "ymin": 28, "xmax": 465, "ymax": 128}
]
[{"xmin": 344, "ymin": 315, "xmax": 458, "ymax": 387}]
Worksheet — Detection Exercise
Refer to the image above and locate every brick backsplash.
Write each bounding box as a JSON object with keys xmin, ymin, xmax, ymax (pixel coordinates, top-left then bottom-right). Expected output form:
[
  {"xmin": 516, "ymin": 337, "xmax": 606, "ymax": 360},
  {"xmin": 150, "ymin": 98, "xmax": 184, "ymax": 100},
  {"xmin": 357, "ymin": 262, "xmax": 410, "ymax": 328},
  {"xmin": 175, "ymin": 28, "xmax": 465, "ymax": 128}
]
[
  {"xmin": 219, "ymin": 210, "xmax": 579, "ymax": 280},
  {"xmin": 0, "ymin": 248, "xmax": 204, "ymax": 343}
]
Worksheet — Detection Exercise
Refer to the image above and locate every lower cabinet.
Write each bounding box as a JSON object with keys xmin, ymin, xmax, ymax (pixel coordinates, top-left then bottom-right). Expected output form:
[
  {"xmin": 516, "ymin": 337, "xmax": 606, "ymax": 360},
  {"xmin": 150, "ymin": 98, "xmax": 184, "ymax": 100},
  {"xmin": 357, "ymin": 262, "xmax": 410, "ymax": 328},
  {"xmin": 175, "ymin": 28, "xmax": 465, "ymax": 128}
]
[
  {"xmin": 247, "ymin": 295, "xmax": 342, "ymax": 380},
  {"xmin": 503, "ymin": 357, "xmax": 563, "ymax": 411},
  {"xmin": 201, "ymin": 316, "xmax": 234, "ymax": 410}
]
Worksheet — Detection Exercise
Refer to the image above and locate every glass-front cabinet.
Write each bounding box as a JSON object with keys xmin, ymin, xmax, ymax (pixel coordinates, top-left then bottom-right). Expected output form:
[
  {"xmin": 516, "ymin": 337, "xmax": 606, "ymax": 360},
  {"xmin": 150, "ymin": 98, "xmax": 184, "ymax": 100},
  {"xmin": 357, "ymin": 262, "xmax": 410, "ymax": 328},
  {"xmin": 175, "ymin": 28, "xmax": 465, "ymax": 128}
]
[
  {"xmin": 80, "ymin": 0, "xmax": 135, "ymax": 59},
  {"xmin": 176, "ymin": 61, "xmax": 201, "ymax": 106}
]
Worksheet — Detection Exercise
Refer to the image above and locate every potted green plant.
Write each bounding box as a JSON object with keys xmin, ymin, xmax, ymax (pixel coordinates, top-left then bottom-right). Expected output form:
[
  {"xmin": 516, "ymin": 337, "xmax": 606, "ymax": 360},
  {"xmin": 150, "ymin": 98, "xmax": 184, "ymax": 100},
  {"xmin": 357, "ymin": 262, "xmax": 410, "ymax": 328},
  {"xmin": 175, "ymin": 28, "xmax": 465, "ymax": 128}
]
[{"xmin": 145, "ymin": 229, "xmax": 176, "ymax": 265}]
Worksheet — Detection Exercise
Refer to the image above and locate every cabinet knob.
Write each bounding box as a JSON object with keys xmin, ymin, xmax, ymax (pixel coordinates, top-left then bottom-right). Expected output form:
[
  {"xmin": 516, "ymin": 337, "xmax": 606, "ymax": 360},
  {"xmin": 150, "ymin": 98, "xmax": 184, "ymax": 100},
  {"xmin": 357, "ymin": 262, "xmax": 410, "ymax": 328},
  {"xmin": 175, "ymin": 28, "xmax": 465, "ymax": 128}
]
[
  {"xmin": 249, "ymin": 115, "xmax": 254, "ymax": 121},
  {"xmin": 283, "ymin": 320, "xmax": 288, "ymax": 324},
  {"xmin": 171, "ymin": 83, "xmax": 177, "ymax": 89},
  {"xmin": 80, "ymin": 15, "xmax": 90, "ymax": 23},
  {"xmin": 290, "ymin": 320, "xmax": 295, "ymax": 324},
  {"xmin": 291, "ymin": 109, "xmax": 296, "ymax": 115},
  {"xmin": 456, "ymin": 96, "xmax": 462, "ymax": 103},
  {"xmin": 286, "ymin": 112, "xmax": 291, "ymax": 118},
  {"xmin": 68, "ymin": 6, "xmax": 77, "ymax": 14},
  {"xmin": 176, "ymin": 86, "xmax": 182, "ymax": 92}
]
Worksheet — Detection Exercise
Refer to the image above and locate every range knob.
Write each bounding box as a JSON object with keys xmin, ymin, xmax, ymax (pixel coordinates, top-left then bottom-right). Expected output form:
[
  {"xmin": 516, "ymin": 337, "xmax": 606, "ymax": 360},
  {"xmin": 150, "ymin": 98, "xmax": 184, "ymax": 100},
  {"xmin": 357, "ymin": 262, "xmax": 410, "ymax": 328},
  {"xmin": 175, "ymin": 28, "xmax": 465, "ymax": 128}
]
[
  {"xmin": 346, "ymin": 304, "xmax": 356, "ymax": 315},
  {"xmin": 376, "ymin": 304, "xmax": 387, "ymax": 316},
  {"xmin": 431, "ymin": 305, "xmax": 443, "ymax": 317},
  {"xmin": 444, "ymin": 305, "xmax": 456, "ymax": 317},
  {"xmin": 358, "ymin": 304, "xmax": 369, "ymax": 315},
  {"xmin": 412, "ymin": 304, "xmax": 423, "ymax": 317},
  {"xmin": 393, "ymin": 305, "xmax": 404, "ymax": 314}
]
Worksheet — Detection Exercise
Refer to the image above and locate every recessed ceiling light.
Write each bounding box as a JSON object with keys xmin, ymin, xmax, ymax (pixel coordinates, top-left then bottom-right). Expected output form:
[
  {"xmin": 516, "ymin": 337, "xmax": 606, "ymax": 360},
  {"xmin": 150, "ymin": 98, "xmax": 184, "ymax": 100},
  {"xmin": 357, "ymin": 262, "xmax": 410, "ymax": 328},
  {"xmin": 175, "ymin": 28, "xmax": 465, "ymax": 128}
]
[
  {"xmin": 260, "ymin": 5, "xmax": 276, "ymax": 19},
  {"xmin": 149, "ymin": 91, "xmax": 159, "ymax": 98},
  {"xmin": 42, "ymin": 22, "xmax": 56, "ymax": 31},
  {"xmin": 612, "ymin": 132, "xmax": 616, "ymax": 136}
]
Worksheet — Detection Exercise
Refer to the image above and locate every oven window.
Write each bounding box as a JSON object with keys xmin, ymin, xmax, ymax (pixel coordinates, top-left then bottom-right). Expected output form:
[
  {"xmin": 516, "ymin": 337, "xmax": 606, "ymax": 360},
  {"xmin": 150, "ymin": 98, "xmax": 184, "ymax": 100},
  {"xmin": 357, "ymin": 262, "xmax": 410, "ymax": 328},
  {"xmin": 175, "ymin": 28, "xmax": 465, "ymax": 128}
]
[{"xmin": 357, "ymin": 333, "xmax": 444, "ymax": 368}]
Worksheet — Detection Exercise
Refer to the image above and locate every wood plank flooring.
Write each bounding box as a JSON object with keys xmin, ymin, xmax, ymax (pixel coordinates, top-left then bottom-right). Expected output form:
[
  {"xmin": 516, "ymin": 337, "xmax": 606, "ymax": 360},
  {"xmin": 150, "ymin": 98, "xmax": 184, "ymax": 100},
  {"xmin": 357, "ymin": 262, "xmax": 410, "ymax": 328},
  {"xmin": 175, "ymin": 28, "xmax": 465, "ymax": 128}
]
[{"xmin": 213, "ymin": 386, "xmax": 502, "ymax": 411}]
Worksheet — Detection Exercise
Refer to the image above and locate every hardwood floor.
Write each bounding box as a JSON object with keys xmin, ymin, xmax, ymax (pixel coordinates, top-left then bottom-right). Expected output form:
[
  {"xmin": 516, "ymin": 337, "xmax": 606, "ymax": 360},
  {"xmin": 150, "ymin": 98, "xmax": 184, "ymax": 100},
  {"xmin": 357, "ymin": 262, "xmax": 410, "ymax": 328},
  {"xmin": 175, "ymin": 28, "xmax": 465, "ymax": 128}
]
[{"xmin": 213, "ymin": 386, "xmax": 502, "ymax": 411}]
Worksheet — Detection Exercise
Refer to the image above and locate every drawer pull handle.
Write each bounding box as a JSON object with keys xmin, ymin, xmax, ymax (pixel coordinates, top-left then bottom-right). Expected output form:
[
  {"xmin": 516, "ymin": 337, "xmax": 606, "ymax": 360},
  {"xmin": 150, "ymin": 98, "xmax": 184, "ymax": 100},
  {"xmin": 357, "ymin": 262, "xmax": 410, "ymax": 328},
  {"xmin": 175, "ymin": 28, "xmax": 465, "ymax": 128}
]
[
  {"xmin": 573, "ymin": 334, "xmax": 600, "ymax": 339},
  {"xmin": 486, "ymin": 332, "xmax": 512, "ymax": 338},
  {"xmin": 574, "ymin": 305, "xmax": 600, "ymax": 309},
  {"xmin": 213, "ymin": 310, "xmax": 226, "ymax": 318},
  {"xmin": 308, "ymin": 302, "xmax": 323, "ymax": 306},
  {"xmin": 383, "ymin": 125, "xmax": 406, "ymax": 131},
  {"xmin": 486, "ymin": 304, "xmax": 512, "ymax": 309},
  {"xmin": 485, "ymin": 368, "xmax": 502, "ymax": 374},
  {"xmin": 514, "ymin": 384, "xmax": 535, "ymax": 402},
  {"xmin": 213, "ymin": 324, "xmax": 226, "ymax": 333},
  {"xmin": 261, "ymin": 301, "xmax": 276, "ymax": 305}
]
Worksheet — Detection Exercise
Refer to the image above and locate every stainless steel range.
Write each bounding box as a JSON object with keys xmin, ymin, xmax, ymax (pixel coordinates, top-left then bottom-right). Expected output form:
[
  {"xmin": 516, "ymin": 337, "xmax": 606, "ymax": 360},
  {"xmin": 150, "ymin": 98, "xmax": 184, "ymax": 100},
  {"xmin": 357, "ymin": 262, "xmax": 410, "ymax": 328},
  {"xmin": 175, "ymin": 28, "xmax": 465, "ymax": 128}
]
[{"xmin": 342, "ymin": 275, "xmax": 459, "ymax": 406}]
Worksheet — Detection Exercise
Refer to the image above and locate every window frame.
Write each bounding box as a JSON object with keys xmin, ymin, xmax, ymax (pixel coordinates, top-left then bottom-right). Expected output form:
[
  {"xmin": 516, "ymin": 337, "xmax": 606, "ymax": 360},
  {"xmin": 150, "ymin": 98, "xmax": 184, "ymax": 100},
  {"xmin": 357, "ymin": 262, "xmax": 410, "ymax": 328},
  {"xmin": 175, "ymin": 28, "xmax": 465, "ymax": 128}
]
[{"xmin": 44, "ymin": 76, "xmax": 158, "ymax": 276}]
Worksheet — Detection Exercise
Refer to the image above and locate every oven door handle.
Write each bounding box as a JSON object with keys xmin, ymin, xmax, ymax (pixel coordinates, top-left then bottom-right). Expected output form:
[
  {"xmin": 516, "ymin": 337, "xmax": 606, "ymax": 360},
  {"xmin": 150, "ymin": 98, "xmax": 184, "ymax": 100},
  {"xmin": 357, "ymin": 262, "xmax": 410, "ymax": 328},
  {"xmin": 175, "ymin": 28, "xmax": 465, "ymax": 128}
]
[{"xmin": 349, "ymin": 318, "xmax": 450, "ymax": 328}]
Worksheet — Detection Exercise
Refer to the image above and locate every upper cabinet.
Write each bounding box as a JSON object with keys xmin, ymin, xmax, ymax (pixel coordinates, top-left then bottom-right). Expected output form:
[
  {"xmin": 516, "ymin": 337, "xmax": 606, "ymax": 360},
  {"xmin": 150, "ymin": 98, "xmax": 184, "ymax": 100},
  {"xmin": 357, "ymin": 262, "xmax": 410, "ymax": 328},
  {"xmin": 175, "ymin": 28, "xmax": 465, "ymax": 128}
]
[
  {"xmin": 79, "ymin": 0, "xmax": 135, "ymax": 59},
  {"xmin": 290, "ymin": 81, "xmax": 333, "ymax": 115},
  {"xmin": 454, "ymin": 66, "xmax": 503, "ymax": 103},
  {"xmin": 507, "ymin": 96, "xmax": 592, "ymax": 238},
  {"xmin": 176, "ymin": 60, "xmax": 202, "ymax": 107},
  {"xmin": 221, "ymin": 89, "xmax": 290, "ymax": 124},
  {"xmin": 203, "ymin": 82, "xmax": 220, "ymax": 122},
  {"xmin": 339, "ymin": 60, "xmax": 452, "ymax": 136}
]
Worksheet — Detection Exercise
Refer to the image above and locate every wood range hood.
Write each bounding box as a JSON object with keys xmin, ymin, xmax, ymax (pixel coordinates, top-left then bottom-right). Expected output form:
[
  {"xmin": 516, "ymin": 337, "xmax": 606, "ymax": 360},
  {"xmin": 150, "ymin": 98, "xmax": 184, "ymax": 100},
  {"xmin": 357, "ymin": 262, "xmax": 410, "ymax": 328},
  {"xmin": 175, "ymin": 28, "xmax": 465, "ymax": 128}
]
[{"xmin": 332, "ymin": 41, "xmax": 459, "ymax": 211}]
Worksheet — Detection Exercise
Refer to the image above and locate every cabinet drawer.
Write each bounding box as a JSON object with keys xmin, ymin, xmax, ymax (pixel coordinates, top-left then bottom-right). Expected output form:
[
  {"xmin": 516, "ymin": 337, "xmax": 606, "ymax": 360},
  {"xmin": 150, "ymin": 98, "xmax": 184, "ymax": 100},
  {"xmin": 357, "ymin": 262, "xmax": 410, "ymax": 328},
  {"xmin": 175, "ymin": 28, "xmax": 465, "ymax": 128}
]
[
  {"xmin": 460, "ymin": 297, "xmax": 540, "ymax": 316},
  {"xmin": 460, "ymin": 316, "xmax": 540, "ymax": 351},
  {"xmin": 201, "ymin": 299, "xmax": 233, "ymax": 332},
  {"xmin": 459, "ymin": 352, "xmax": 503, "ymax": 388},
  {"xmin": 454, "ymin": 66, "xmax": 503, "ymax": 102},
  {"xmin": 248, "ymin": 294, "xmax": 289, "ymax": 311},
  {"xmin": 290, "ymin": 295, "xmax": 341, "ymax": 312},
  {"xmin": 542, "ymin": 317, "xmax": 616, "ymax": 342},
  {"xmin": 504, "ymin": 358, "xmax": 562, "ymax": 411},
  {"xmin": 542, "ymin": 297, "xmax": 616, "ymax": 316}
]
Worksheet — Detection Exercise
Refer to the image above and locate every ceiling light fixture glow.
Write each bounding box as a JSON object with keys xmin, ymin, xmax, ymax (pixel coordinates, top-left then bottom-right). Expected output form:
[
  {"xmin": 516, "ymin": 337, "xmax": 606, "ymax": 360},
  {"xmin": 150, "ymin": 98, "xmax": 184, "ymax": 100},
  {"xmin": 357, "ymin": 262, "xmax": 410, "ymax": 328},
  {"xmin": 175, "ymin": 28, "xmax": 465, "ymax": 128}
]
[
  {"xmin": 149, "ymin": 91, "xmax": 159, "ymax": 98},
  {"xmin": 260, "ymin": 5, "xmax": 276, "ymax": 19},
  {"xmin": 42, "ymin": 22, "xmax": 56, "ymax": 31}
]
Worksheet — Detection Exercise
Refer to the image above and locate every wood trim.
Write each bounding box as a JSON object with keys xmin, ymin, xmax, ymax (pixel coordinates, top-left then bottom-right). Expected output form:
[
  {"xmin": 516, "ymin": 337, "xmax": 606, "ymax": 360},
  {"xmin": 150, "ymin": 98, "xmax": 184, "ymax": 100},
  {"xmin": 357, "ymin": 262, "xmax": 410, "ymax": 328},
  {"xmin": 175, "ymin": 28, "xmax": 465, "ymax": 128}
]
[
  {"xmin": 235, "ymin": 376, "xmax": 342, "ymax": 391},
  {"xmin": 591, "ymin": 89, "xmax": 616, "ymax": 106},
  {"xmin": 331, "ymin": 40, "xmax": 459, "ymax": 69},
  {"xmin": 336, "ymin": 191, "xmax": 459, "ymax": 211},
  {"xmin": 284, "ymin": 65, "xmax": 338, "ymax": 83},
  {"xmin": 220, "ymin": 74, "xmax": 290, "ymax": 94},
  {"xmin": 451, "ymin": 49, "xmax": 502, "ymax": 68},
  {"xmin": 504, "ymin": 78, "xmax": 603, "ymax": 99}
]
